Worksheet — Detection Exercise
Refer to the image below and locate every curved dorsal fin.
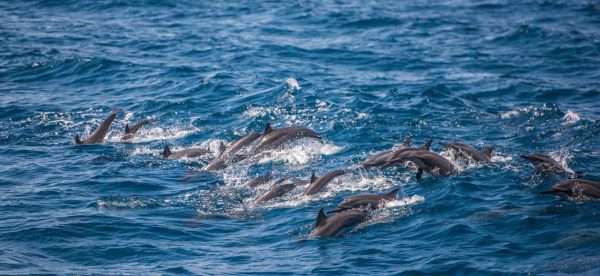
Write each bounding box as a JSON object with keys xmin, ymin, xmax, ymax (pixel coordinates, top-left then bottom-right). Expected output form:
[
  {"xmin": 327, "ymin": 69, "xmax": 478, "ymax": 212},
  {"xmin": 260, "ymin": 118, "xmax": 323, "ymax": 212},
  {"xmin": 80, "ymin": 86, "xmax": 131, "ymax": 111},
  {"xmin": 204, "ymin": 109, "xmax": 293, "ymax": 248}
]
[
  {"xmin": 219, "ymin": 141, "xmax": 226, "ymax": 153},
  {"xmin": 75, "ymin": 134, "xmax": 84, "ymax": 145},
  {"xmin": 310, "ymin": 172, "xmax": 318, "ymax": 183},
  {"xmin": 481, "ymin": 146, "xmax": 494, "ymax": 157},
  {"xmin": 124, "ymin": 124, "xmax": 130, "ymax": 134},
  {"xmin": 421, "ymin": 140, "xmax": 432, "ymax": 151},
  {"xmin": 315, "ymin": 208, "xmax": 328, "ymax": 228},
  {"xmin": 263, "ymin": 123, "xmax": 273, "ymax": 135},
  {"xmin": 386, "ymin": 188, "xmax": 400, "ymax": 199},
  {"xmin": 163, "ymin": 145, "xmax": 172, "ymax": 157},
  {"xmin": 402, "ymin": 136, "xmax": 412, "ymax": 147}
]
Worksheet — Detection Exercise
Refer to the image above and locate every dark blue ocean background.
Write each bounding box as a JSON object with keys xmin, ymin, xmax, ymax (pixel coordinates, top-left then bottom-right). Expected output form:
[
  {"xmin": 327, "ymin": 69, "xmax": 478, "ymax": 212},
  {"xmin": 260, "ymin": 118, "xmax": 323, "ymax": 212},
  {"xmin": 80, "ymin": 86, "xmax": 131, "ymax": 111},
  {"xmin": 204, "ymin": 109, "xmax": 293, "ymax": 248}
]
[{"xmin": 2, "ymin": 0, "xmax": 600, "ymax": 274}]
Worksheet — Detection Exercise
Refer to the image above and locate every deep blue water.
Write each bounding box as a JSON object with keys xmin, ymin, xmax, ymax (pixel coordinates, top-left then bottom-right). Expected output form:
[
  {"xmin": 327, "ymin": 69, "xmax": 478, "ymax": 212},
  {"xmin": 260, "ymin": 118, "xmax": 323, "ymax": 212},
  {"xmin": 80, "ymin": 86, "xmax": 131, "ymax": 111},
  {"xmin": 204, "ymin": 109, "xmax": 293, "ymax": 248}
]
[{"xmin": 2, "ymin": 0, "xmax": 600, "ymax": 274}]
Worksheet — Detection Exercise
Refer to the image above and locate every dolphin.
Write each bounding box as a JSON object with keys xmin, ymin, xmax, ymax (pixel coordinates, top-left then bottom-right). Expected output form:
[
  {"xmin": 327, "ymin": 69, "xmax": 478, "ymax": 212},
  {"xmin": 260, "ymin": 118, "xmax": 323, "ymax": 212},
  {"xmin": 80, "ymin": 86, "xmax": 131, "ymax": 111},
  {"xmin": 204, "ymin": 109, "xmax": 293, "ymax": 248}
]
[
  {"xmin": 243, "ymin": 173, "xmax": 273, "ymax": 188},
  {"xmin": 254, "ymin": 177, "xmax": 308, "ymax": 203},
  {"xmin": 75, "ymin": 108, "xmax": 121, "ymax": 144},
  {"xmin": 440, "ymin": 142, "xmax": 493, "ymax": 162},
  {"xmin": 221, "ymin": 131, "xmax": 261, "ymax": 159},
  {"xmin": 521, "ymin": 153, "xmax": 576, "ymax": 175},
  {"xmin": 202, "ymin": 132, "xmax": 261, "ymax": 171},
  {"xmin": 252, "ymin": 123, "xmax": 322, "ymax": 154},
  {"xmin": 121, "ymin": 118, "xmax": 156, "ymax": 140},
  {"xmin": 540, "ymin": 179, "xmax": 600, "ymax": 199},
  {"xmin": 379, "ymin": 140, "xmax": 432, "ymax": 169},
  {"xmin": 361, "ymin": 136, "xmax": 412, "ymax": 167},
  {"xmin": 327, "ymin": 188, "xmax": 399, "ymax": 214},
  {"xmin": 303, "ymin": 170, "xmax": 346, "ymax": 196},
  {"xmin": 392, "ymin": 151, "xmax": 455, "ymax": 180},
  {"xmin": 309, "ymin": 208, "xmax": 369, "ymax": 238},
  {"xmin": 162, "ymin": 144, "xmax": 210, "ymax": 159}
]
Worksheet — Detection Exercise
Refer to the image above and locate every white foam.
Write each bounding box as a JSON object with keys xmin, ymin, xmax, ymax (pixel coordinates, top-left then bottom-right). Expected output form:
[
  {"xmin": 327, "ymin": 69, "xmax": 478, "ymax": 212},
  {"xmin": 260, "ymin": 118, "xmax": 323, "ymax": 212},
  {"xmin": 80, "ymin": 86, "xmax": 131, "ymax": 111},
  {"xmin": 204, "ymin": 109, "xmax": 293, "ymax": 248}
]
[
  {"xmin": 563, "ymin": 109, "xmax": 581, "ymax": 124},
  {"xmin": 285, "ymin": 77, "xmax": 301, "ymax": 92},
  {"xmin": 254, "ymin": 139, "xmax": 342, "ymax": 166},
  {"xmin": 549, "ymin": 150, "xmax": 576, "ymax": 175},
  {"xmin": 109, "ymin": 125, "xmax": 200, "ymax": 143}
]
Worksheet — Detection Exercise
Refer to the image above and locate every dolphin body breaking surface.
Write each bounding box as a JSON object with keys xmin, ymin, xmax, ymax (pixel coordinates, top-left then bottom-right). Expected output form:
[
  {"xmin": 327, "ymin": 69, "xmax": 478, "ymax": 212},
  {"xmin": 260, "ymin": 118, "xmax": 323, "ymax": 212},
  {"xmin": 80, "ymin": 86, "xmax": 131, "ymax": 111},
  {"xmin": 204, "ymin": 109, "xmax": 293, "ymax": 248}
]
[
  {"xmin": 162, "ymin": 145, "xmax": 210, "ymax": 159},
  {"xmin": 253, "ymin": 177, "xmax": 308, "ymax": 203},
  {"xmin": 362, "ymin": 136, "xmax": 413, "ymax": 168},
  {"xmin": 310, "ymin": 208, "xmax": 369, "ymax": 238},
  {"xmin": 243, "ymin": 174, "xmax": 273, "ymax": 188},
  {"xmin": 521, "ymin": 153, "xmax": 576, "ymax": 175},
  {"xmin": 392, "ymin": 151, "xmax": 455, "ymax": 180},
  {"xmin": 202, "ymin": 132, "xmax": 261, "ymax": 171},
  {"xmin": 540, "ymin": 179, "xmax": 600, "ymax": 199},
  {"xmin": 75, "ymin": 108, "xmax": 121, "ymax": 144},
  {"xmin": 440, "ymin": 142, "xmax": 493, "ymax": 162},
  {"xmin": 251, "ymin": 123, "xmax": 322, "ymax": 154},
  {"xmin": 379, "ymin": 140, "xmax": 432, "ymax": 169},
  {"xmin": 121, "ymin": 118, "xmax": 156, "ymax": 140},
  {"xmin": 327, "ymin": 188, "xmax": 399, "ymax": 214},
  {"xmin": 303, "ymin": 170, "xmax": 346, "ymax": 196}
]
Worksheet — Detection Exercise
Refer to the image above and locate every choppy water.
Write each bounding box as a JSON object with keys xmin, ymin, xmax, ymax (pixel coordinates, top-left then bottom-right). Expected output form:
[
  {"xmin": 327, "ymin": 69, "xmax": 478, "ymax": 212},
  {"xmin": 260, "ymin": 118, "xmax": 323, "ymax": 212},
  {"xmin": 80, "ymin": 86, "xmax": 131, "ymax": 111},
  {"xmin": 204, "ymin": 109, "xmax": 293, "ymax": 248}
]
[{"xmin": 2, "ymin": 0, "xmax": 600, "ymax": 274}]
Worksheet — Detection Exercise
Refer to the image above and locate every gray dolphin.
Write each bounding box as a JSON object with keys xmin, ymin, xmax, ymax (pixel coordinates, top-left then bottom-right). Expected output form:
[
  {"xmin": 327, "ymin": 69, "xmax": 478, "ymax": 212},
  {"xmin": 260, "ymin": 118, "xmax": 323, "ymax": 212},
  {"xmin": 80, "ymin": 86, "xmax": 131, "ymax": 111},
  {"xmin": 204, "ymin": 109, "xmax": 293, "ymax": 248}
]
[
  {"xmin": 379, "ymin": 140, "xmax": 432, "ymax": 169},
  {"xmin": 121, "ymin": 118, "xmax": 156, "ymax": 140},
  {"xmin": 75, "ymin": 108, "xmax": 121, "ymax": 144},
  {"xmin": 252, "ymin": 123, "xmax": 322, "ymax": 154},
  {"xmin": 203, "ymin": 132, "xmax": 261, "ymax": 171},
  {"xmin": 162, "ymin": 144, "xmax": 210, "ymax": 159},
  {"xmin": 303, "ymin": 170, "xmax": 346, "ymax": 196},
  {"xmin": 393, "ymin": 151, "xmax": 455, "ymax": 180},
  {"xmin": 310, "ymin": 208, "xmax": 369, "ymax": 238},
  {"xmin": 540, "ymin": 179, "xmax": 600, "ymax": 199},
  {"xmin": 361, "ymin": 137, "xmax": 412, "ymax": 167},
  {"xmin": 440, "ymin": 142, "xmax": 493, "ymax": 162},
  {"xmin": 521, "ymin": 153, "xmax": 576, "ymax": 175},
  {"xmin": 327, "ymin": 188, "xmax": 399, "ymax": 214},
  {"xmin": 254, "ymin": 177, "xmax": 308, "ymax": 203},
  {"xmin": 221, "ymin": 131, "xmax": 261, "ymax": 159},
  {"xmin": 243, "ymin": 173, "xmax": 273, "ymax": 188}
]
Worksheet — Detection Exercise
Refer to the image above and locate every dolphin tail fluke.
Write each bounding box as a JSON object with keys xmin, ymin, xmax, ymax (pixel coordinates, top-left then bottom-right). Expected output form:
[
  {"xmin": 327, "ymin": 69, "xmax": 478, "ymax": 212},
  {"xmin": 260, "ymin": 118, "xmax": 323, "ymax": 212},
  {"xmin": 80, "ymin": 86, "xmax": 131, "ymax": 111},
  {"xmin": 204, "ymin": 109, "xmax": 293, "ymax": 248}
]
[
  {"xmin": 402, "ymin": 136, "xmax": 412, "ymax": 147},
  {"xmin": 326, "ymin": 207, "xmax": 349, "ymax": 214},
  {"xmin": 163, "ymin": 144, "xmax": 172, "ymax": 158},
  {"xmin": 315, "ymin": 208, "xmax": 329, "ymax": 228},
  {"xmin": 422, "ymin": 140, "xmax": 432, "ymax": 151},
  {"xmin": 75, "ymin": 134, "xmax": 84, "ymax": 145},
  {"xmin": 124, "ymin": 124, "xmax": 131, "ymax": 134}
]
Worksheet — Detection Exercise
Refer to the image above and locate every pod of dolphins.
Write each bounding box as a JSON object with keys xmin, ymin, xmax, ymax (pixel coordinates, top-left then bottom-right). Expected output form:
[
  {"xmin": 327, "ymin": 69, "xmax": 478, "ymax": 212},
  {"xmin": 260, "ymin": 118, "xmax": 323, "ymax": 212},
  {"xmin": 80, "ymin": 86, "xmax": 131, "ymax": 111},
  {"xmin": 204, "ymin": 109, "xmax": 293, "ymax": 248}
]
[{"xmin": 75, "ymin": 109, "xmax": 600, "ymax": 238}]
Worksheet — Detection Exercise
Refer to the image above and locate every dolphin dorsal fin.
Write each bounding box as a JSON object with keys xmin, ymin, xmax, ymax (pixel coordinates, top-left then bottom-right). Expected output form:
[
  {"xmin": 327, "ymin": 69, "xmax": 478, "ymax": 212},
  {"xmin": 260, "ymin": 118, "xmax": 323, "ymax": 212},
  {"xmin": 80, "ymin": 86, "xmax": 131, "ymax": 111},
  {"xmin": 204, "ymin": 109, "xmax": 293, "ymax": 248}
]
[
  {"xmin": 421, "ymin": 140, "xmax": 432, "ymax": 151},
  {"xmin": 163, "ymin": 145, "xmax": 172, "ymax": 157},
  {"xmin": 124, "ymin": 124, "xmax": 130, "ymax": 134},
  {"xmin": 75, "ymin": 134, "xmax": 84, "ymax": 145},
  {"xmin": 481, "ymin": 146, "xmax": 494, "ymax": 157},
  {"xmin": 263, "ymin": 123, "xmax": 273, "ymax": 135},
  {"xmin": 219, "ymin": 142, "xmax": 226, "ymax": 153},
  {"xmin": 315, "ymin": 208, "xmax": 328, "ymax": 228},
  {"xmin": 386, "ymin": 188, "xmax": 400, "ymax": 199},
  {"xmin": 402, "ymin": 136, "xmax": 412, "ymax": 147},
  {"xmin": 310, "ymin": 172, "xmax": 318, "ymax": 183}
]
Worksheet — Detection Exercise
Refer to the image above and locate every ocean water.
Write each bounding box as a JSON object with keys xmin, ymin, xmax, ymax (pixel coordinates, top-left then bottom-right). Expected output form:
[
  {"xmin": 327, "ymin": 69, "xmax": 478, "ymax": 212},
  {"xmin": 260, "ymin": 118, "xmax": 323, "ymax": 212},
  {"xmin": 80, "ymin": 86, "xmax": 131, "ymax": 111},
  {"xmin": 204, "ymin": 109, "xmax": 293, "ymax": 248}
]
[{"xmin": 2, "ymin": 0, "xmax": 600, "ymax": 274}]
